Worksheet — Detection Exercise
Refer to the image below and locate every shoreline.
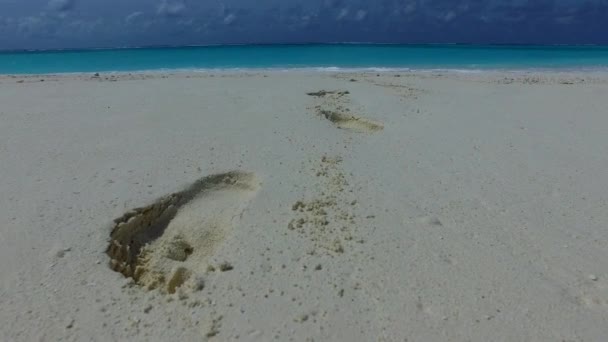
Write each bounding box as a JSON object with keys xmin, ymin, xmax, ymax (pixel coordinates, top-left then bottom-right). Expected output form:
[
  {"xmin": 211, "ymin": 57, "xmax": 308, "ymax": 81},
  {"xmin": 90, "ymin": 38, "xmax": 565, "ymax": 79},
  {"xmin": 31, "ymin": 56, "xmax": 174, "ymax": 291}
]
[
  {"xmin": 3, "ymin": 67, "xmax": 608, "ymax": 78},
  {"xmin": 3, "ymin": 68, "xmax": 608, "ymax": 84}
]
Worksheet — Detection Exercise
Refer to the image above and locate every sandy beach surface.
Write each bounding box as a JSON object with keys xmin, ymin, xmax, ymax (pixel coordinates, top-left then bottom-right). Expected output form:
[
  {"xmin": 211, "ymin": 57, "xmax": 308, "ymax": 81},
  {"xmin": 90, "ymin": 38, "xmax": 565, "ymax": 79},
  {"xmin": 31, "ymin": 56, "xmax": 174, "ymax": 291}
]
[{"xmin": 1, "ymin": 70, "xmax": 608, "ymax": 341}]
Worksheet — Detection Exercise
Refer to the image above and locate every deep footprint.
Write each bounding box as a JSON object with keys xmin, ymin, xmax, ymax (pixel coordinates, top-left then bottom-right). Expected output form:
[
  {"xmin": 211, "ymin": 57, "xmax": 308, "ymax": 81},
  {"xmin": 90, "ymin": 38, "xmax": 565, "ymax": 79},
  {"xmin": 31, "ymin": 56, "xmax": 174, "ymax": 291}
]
[{"xmin": 106, "ymin": 171, "xmax": 259, "ymax": 294}]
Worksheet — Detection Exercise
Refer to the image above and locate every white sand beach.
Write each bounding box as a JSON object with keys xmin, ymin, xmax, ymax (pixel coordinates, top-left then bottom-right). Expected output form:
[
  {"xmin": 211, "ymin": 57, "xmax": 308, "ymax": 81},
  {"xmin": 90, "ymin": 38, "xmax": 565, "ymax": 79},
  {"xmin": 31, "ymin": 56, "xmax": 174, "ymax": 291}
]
[{"xmin": 1, "ymin": 70, "xmax": 608, "ymax": 341}]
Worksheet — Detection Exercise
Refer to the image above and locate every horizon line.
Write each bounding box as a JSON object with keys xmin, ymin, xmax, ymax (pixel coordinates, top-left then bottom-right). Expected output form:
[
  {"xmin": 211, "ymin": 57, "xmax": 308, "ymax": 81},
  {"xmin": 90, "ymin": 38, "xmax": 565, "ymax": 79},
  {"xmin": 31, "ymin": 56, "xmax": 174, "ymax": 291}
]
[{"xmin": 2, "ymin": 42, "xmax": 608, "ymax": 54}]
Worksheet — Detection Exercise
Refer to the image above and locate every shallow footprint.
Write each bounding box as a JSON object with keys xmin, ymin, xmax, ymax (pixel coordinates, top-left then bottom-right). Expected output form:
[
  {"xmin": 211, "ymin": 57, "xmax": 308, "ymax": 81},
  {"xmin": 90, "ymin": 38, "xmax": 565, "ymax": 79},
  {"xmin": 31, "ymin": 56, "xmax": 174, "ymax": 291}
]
[
  {"xmin": 319, "ymin": 109, "xmax": 384, "ymax": 133},
  {"xmin": 106, "ymin": 171, "xmax": 260, "ymax": 294},
  {"xmin": 307, "ymin": 89, "xmax": 384, "ymax": 133}
]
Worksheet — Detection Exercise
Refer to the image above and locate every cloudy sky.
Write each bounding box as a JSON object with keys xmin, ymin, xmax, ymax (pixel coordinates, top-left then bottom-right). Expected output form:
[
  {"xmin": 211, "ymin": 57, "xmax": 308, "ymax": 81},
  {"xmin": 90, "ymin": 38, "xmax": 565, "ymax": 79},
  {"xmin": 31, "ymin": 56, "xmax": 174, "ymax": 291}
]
[{"xmin": 1, "ymin": 0, "xmax": 607, "ymax": 50}]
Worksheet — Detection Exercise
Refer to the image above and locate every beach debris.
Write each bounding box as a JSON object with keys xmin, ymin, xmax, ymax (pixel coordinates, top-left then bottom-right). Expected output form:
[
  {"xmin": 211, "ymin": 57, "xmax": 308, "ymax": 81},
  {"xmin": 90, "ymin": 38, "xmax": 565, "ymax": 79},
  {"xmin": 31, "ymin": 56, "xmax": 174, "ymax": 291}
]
[
  {"xmin": 294, "ymin": 313, "xmax": 309, "ymax": 323},
  {"xmin": 218, "ymin": 262, "xmax": 233, "ymax": 272},
  {"xmin": 306, "ymin": 90, "xmax": 349, "ymax": 97}
]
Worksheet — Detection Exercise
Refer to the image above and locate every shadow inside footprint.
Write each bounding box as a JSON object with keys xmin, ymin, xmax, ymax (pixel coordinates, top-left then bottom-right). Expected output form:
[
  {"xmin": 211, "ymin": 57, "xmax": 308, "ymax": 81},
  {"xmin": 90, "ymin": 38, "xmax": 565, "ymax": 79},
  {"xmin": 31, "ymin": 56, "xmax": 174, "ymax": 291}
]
[{"xmin": 106, "ymin": 171, "xmax": 259, "ymax": 293}]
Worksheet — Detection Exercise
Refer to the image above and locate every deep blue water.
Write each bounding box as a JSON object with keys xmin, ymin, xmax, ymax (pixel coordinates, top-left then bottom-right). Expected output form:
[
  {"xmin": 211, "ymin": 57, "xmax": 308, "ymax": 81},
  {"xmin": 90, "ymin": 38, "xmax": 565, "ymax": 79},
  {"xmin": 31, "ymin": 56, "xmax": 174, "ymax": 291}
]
[{"xmin": 1, "ymin": 44, "xmax": 608, "ymax": 74}]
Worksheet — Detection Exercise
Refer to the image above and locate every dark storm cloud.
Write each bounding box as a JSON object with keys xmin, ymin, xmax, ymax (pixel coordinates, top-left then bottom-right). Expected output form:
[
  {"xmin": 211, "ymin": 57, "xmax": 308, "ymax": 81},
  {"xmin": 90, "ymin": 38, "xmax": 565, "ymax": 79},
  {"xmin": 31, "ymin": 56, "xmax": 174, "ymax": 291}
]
[{"xmin": 1, "ymin": 0, "xmax": 608, "ymax": 50}]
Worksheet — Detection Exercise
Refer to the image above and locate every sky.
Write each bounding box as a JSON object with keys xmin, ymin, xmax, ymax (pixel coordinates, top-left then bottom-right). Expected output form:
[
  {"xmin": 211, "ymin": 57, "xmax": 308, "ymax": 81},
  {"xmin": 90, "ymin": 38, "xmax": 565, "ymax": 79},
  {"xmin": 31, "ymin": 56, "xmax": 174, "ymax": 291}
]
[{"xmin": 1, "ymin": 0, "xmax": 607, "ymax": 50}]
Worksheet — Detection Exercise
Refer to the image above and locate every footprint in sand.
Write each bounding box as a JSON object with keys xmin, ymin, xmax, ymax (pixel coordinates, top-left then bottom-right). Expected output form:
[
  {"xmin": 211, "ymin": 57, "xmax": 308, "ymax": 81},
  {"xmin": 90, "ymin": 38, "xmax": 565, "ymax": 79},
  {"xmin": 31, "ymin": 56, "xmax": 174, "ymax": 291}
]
[
  {"xmin": 318, "ymin": 109, "xmax": 384, "ymax": 133},
  {"xmin": 106, "ymin": 171, "xmax": 260, "ymax": 294},
  {"xmin": 307, "ymin": 90, "xmax": 384, "ymax": 133}
]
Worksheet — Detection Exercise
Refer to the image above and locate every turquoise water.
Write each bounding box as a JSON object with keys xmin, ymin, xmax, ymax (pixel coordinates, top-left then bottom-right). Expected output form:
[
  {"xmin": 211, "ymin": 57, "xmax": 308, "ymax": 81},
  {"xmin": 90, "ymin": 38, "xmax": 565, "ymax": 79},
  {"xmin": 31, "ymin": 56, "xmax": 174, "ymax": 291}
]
[{"xmin": 2, "ymin": 44, "xmax": 608, "ymax": 74}]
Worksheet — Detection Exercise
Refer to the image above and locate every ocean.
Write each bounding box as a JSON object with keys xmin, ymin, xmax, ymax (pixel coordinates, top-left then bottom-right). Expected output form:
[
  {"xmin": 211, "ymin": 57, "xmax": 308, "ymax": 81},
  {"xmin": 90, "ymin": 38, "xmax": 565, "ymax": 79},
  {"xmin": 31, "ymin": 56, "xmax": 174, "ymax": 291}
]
[{"xmin": 1, "ymin": 44, "xmax": 608, "ymax": 74}]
